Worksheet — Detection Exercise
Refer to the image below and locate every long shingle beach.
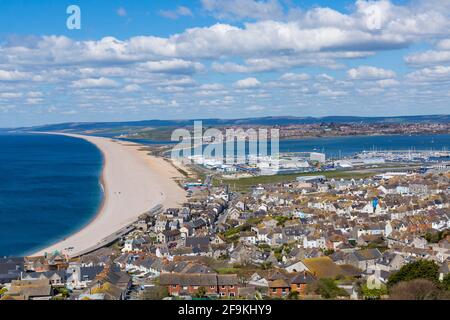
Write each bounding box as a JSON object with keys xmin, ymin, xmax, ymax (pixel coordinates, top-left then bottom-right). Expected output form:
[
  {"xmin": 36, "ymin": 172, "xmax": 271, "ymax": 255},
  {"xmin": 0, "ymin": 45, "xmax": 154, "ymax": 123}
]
[{"xmin": 32, "ymin": 133, "xmax": 186, "ymax": 257}]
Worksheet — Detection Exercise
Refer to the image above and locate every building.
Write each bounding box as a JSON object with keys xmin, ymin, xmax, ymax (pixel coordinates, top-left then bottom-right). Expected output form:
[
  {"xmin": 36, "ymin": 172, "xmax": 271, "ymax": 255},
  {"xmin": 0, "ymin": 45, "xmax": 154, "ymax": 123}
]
[{"xmin": 159, "ymin": 273, "xmax": 239, "ymax": 298}]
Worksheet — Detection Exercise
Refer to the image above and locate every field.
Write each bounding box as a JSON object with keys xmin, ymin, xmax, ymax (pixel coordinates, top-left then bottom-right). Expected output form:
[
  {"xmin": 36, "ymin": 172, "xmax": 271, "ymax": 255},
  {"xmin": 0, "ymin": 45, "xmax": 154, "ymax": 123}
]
[{"xmin": 214, "ymin": 170, "xmax": 376, "ymax": 192}]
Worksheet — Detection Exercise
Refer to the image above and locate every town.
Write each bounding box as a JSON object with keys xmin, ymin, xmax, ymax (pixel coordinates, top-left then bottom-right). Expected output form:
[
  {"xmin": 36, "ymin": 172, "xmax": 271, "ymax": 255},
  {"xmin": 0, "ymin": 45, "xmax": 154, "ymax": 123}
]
[{"xmin": 1, "ymin": 152, "xmax": 449, "ymax": 300}]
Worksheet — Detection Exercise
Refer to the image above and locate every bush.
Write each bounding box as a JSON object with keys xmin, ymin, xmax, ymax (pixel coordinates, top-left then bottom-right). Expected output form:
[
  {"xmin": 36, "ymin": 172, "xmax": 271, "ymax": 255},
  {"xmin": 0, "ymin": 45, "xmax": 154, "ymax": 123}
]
[
  {"xmin": 308, "ymin": 278, "xmax": 349, "ymax": 299},
  {"xmin": 141, "ymin": 286, "xmax": 169, "ymax": 300},
  {"xmin": 360, "ymin": 283, "xmax": 388, "ymax": 300},
  {"xmin": 389, "ymin": 279, "xmax": 441, "ymax": 300},
  {"xmin": 388, "ymin": 260, "xmax": 439, "ymax": 287},
  {"xmin": 442, "ymin": 273, "xmax": 450, "ymax": 291}
]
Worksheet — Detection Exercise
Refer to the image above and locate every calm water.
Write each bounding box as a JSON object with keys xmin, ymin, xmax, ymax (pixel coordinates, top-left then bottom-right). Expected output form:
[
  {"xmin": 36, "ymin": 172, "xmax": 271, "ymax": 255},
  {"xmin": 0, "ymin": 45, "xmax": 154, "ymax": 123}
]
[
  {"xmin": 0, "ymin": 134, "xmax": 103, "ymax": 257},
  {"xmin": 277, "ymin": 134, "xmax": 450, "ymax": 158},
  {"xmin": 156, "ymin": 134, "xmax": 450, "ymax": 158}
]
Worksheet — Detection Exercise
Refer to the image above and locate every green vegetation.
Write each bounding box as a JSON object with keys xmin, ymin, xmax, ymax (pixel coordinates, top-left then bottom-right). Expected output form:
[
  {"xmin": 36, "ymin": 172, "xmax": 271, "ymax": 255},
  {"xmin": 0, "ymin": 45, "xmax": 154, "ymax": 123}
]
[
  {"xmin": 57, "ymin": 287, "xmax": 70, "ymax": 298},
  {"xmin": 141, "ymin": 286, "xmax": 169, "ymax": 300},
  {"xmin": 389, "ymin": 279, "xmax": 444, "ymax": 300},
  {"xmin": 194, "ymin": 286, "xmax": 207, "ymax": 298},
  {"xmin": 287, "ymin": 290, "xmax": 299, "ymax": 300},
  {"xmin": 424, "ymin": 229, "xmax": 449, "ymax": 243},
  {"xmin": 387, "ymin": 260, "xmax": 439, "ymax": 287},
  {"xmin": 308, "ymin": 278, "xmax": 349, "ymax": 299},
  {"xmin": 360, "ymin": 283, "xmax": 388, "ymax": 300},
  {"xmin": 222, "ymin": 171, "xmax": 375, "ymax": 192},
  {"xmin": 0, "ymin": 287, "xmax": 7, "ymax": 296},
  {"xmin": 323, "ymin": 249, "xmax": 335, "ymax": 256},
  {"xmin": 442, "ymin": 273, "xmax": 450, "ymax": 291},
  {"xmin": 216, "ymin": 267, "xmax": 241, "ymax": 274},
  {"xmin": 274, "ymin": 216, "xmax": 290, "ymax": 227}
]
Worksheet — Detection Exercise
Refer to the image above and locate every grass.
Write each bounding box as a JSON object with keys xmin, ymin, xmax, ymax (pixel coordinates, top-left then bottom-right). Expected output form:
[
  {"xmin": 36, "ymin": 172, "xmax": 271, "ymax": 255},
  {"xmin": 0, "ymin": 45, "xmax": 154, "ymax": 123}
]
[{"xmin": 219, "ymin": 170, "xmax": 375, "ymax": 192}]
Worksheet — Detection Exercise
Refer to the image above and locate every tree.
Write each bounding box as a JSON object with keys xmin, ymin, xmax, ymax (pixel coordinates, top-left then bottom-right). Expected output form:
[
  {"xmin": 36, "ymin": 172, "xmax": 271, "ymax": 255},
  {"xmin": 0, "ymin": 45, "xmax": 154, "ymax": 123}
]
[
  {"xmin": 57, "ymin": 287, "xmax": 70, "ymax": 298},
  {"xmin": 0, "ymin": 287, "xmax": 7, "ymax": 296},
  {"xmin": 389, "ymin": 279, "xmax": 441, "ymax": 300},
  {"xmin": 308, "ymin": 278, "xmax": 349, "ymax": 299},
  {"xmin": 287, "ymin": 290, "xmax": 299, "ymax": 300},
  {"xmin": 141, "ymin": 286, "xmax": 169, "ymax": 300},
  {"xmin": 194, "ymin": 286, "xmax": 207, "ymax": 298},
  {"xmin": 442, "ymin": 273, "xmax": 450, "ymax": 291},
  {"xmin": 360, "ymin": 283, "xmax": 388, "ymax": 300},
  {"xmin": 387, "ymin": 260, "xmax": 439, "ymax": 287}
]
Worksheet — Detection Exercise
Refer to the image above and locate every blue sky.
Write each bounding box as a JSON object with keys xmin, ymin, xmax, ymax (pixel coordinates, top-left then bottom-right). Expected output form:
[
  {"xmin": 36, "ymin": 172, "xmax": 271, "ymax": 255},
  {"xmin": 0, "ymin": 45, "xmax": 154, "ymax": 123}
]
[{"xmin": 0, "ymin": 0, "xmax": 449, "ymax": 127}]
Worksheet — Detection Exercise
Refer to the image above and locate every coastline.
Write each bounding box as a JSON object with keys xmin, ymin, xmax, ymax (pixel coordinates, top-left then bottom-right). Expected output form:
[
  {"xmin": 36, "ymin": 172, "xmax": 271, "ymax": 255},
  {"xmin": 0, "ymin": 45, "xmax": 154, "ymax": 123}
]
[{"xmin": 31, "ymin": 132, "xmax": 186, "ymax": 258}]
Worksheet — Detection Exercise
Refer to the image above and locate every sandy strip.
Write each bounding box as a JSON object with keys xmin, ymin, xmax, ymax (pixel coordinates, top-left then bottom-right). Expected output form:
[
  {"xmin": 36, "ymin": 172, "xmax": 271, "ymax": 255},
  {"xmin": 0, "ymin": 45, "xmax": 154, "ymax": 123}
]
[{"xmin": 32, "ymin": 133, "xmax": 186, "ymax": 257}]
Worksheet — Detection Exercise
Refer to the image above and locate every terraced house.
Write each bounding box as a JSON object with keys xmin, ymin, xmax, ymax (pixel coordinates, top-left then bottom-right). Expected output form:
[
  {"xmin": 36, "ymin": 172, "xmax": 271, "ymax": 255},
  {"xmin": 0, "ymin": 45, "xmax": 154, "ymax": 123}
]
[{"xmin": 159, "ymin": 273, "xmax": 239, "ymax": 298}]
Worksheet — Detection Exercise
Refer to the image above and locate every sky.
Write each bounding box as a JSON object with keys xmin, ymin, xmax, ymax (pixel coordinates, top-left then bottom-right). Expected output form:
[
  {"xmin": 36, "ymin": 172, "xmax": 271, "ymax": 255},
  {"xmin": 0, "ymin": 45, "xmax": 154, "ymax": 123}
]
[{"xmin": 0, "ymin": 0, "xmax": 449, "ymax": 127}]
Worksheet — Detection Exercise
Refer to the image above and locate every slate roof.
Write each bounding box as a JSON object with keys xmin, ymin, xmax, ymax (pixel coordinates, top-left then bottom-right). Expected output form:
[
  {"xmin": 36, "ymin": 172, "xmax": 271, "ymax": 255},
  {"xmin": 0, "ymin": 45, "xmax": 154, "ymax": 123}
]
[
  {"xmin": 353, "ymin": 248, "xmax": 382, "ymax": 261},
  {"xmin": 159, "ymin": 273, "xmax": 218, "ymax": 286}
]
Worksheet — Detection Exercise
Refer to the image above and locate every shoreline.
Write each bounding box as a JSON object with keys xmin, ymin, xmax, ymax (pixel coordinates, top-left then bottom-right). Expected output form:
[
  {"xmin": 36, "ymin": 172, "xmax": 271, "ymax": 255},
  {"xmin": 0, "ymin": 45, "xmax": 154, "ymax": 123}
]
[{"xmin": 31, "ymin": 132, "xmax": 186, "ymax": 258}]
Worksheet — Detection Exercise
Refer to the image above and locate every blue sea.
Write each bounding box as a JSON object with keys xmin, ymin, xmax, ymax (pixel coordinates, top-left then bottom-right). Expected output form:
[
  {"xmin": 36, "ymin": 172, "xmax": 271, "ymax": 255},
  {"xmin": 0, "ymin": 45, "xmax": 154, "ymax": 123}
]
[
  {"xmin": 0, "ymin": 134, "xmax": 103, "ymax": 257},
  {"xmin": 0, "ymin": 133, "xmax": 449, "ymax": 257}
]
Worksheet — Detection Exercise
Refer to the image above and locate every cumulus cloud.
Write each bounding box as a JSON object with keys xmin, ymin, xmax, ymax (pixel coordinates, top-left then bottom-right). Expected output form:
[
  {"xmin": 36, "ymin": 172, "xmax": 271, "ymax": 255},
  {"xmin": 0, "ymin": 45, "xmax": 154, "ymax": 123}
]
[
  {"xmin": 347, "ymin": 66, "xmax": 396, "ymax": 80},
  {"xmin": 124, "ymin": 84, "xmax": 142, "ymax": 92},
  {"xmin": 234, "ymin": 77, "xmax": 261, "ymax": 89},
  {"xmin": 437, "ymin": 39, "xmax": 450, "ymax": 50},
  {"xmin": 280, "ymin": 73, "xmax": 310, "ymax": 81},
  {"xmin": 72, "ymin": 77, "xmax": 119, "ymax": 89},
  {"xmin": 377, "ymin": 79, "xmax": 400, "ymax": 87},
  {"xmin": 406, "ymin": 66, "xmax": 450, "ymax": 82},
  {"xmin": 138, "ymin": 59, "xmax": 204, "ymax": 75},
  {"xmin": 0, "ymin": 70, "xmax": 30, "ymax": 81},
  {"xmin": 199, "ymin": 83, "xmax": 225, "ymax": 90},
  {"xmin": 405, "ymin": 50, "xmax": 450, "ymax": 66}
]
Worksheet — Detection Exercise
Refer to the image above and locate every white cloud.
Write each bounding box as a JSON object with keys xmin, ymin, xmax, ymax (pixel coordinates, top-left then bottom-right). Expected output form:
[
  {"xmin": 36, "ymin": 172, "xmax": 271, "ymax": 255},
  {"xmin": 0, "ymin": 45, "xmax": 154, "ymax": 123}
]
[
  {"xmin": 347, "ymin": 66, "xmax": 396, "ymax": 80},
  {"xmin": 27, "ymin": 91, "xmax": 43, "ymax": 98},
  {"xmin": 245, "ymin": 105, "xmax": 265, "ymax": 111},
  {"xmin": 138, "ymin": 59, "xmax": 204, "ymax": 74},
  {"xmin": 405, "ymin": 50, "xmax": 450, "ymax": 66},
  {"xmin": 0, "ymin": 70, "xmax": 29, "ymax": 81},
  {"xmin": 159, "ymin": 6, "xmax": 193, "ymax": 19},
  {"xmin": 0, "ymin": 92, "xmax": 22, "ymax": 99},
  {"xmin": 437, "ymin": 39, "xmax": 450, "ymax": 50},
  {"xmin": 316, "ymin": 73, "xmax": 334, "ymax": 81},
  {"xmin": 25, "ymin": 98, "xmax": 43, "ymax": 105},
  {"xmin": 406, "ymin": 66, "xmax": 450, "ymax": 82},
  {"xmin": 234, "ymin": 77, "xmax": 261, "ymax": 89},
  {"xmin": 280, "ymin": 73, "xmax": 310, "ymax": 81},
  {"xmin": 377, "ymin": 79, "xmax": 400, "ymax": 87},
  {"xmin": 71, "ymin": 77, "xmax": 119, "ymax": 89},
  {"xmin": 124, "ymin": 84, "xmax": 142, "ymax": 92},
  {"xmin": 199, "ymin": 83, "xmax": 225, "ymax": 90}
]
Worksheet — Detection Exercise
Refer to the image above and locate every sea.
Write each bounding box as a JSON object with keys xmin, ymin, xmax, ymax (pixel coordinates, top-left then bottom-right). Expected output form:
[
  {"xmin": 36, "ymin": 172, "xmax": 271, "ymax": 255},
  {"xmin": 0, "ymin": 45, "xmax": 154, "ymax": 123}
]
[
  {"xmin": 0, "ymin": 133, "xmax": 449, "ymax": 257},
  {"xmin": 0, "ymin": 134, "xmax": 103, "ymax": 257}
]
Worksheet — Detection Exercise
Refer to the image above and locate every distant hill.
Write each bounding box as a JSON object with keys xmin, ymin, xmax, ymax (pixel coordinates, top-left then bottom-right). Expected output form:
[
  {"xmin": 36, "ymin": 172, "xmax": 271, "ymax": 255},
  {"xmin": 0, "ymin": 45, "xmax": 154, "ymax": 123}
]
[{"xmin": 10, "ymin": 114, "xmax": 450, "ymax": 133}]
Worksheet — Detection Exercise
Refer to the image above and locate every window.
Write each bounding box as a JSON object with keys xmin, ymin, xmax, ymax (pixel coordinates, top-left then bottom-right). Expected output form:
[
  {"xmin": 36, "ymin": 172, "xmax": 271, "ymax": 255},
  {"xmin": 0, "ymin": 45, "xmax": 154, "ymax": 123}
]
[
  {"xmin": 222, "ymin": 285, "xmax": 225, "ymax": 289},
  {"xmin": 211, "ymin": 286, "xmax": 215, "ymax": 289},
  {"xmin": 272, "ymin": 288, "xmax": 276, "ymax": 293},
  {"xmin": 229, "ymin": 293, "xmax": 235, "ymax": 297},
  {"xmin": 172, "ymin": 285, "xmax": 177, "ymax": 288},
  {"xmin": 230, "ymin": 285, "xmax": 234, "ymax": 289}
]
